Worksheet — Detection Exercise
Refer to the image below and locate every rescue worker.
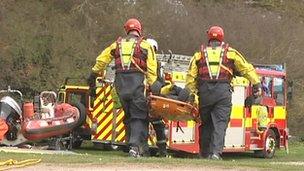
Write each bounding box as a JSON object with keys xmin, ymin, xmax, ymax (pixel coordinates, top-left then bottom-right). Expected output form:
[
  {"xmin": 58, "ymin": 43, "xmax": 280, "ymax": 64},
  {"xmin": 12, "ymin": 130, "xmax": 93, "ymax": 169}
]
[
  {"xmin": 88, "ymin": 18, "xmax": 168, "ymax": 158},
  {"xmin": 186, "ymin": 26, "xmax": 261, "ymax": 160},
  {"xmin": 146, "ymin": 38, "xmax": 168, "ymax": 157}
]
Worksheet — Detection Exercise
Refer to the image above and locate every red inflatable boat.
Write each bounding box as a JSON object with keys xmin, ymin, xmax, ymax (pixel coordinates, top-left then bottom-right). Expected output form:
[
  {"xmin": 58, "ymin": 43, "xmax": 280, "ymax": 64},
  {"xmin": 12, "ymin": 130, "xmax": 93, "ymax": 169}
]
[
  {"xmin": 0, "ymin": 89, "xmax": 83, "ymax": 146},
  {"xmin": 21, "ymin": 103, "xmax": 80, "ymax": 141}
]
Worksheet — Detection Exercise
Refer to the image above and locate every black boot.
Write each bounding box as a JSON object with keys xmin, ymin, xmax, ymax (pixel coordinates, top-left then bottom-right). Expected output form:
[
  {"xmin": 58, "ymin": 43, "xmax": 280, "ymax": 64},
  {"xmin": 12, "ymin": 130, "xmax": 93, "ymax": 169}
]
[
  {"xmin": 157, "ymin": 142, "xmax": 168, "ymax": 157},
  {"xmin": 129, "ymin": 146, "xmax": 141, "ymax": 158}
]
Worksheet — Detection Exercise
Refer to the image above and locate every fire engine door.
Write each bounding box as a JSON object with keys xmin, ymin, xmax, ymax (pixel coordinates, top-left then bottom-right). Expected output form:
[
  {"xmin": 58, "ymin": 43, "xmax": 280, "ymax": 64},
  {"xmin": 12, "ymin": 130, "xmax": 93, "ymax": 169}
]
[{"xmin": 224, "ymin": 85, "xmax": 246, "ymax": 148}]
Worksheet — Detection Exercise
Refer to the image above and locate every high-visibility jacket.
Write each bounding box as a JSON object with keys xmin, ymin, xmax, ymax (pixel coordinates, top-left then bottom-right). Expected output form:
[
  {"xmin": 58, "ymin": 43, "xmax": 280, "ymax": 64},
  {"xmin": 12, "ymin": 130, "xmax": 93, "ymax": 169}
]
[
  {"xmin": 186, "ymin": 44, "xmax": 260, "ymax": 94},
  {"xmin": 113, "ymin": 37, "xmax": 147, "ymax": 73},
  {"xmin": 92, "ymin": 35, "xmax": 158, "ymax": 86},
  {"xmin": 197, "ymin": 43, "xmax": 234, "ymax": 82}
]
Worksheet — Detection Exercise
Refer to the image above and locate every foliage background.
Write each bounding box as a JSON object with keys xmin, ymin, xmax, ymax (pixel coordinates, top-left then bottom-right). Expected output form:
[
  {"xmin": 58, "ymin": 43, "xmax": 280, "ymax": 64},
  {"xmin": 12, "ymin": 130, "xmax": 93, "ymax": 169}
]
[{"xmin": 0, "ymin": 0, "xmax": 303, "ymax": 136}]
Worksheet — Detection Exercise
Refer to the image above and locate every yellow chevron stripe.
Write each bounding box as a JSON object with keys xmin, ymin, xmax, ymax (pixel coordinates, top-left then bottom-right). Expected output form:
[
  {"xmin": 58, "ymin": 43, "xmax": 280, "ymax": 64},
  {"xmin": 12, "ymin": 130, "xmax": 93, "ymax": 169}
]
[
  {"xmin": 114, "ymin": 110, "xmax": 126, "ymax": 142},
  {"xmin": 96, "ymin": 109, "xmax": 113, "ymax": 135},
  {"xmin": 96, "ymin": 111, "xmax": 113, "ymax": 130},
  {"xmin": 115, "ymin": 130, "xmax": 126, "ymax": 142},
  {"xmin": 95, "ymin": 101, "xmax": 113, "ymax": 125},
  {"xmin": 116, "ymin": 122, "xmax": 124, "ymax": 132},
  {"xmin": 103, "ymin": 86, "xmax": 113, "ymax": 113},
  {"xmin": 115, "ymin": 110, "xmax": 124, "ymax": 124},
  {"xmin": 115, "ymin": 113, "xmax": 125, "ymax": 132},
  {"xmin": 99, "ymin": 119, "xmax": 113, "ymax": 140},
  {"xmin": 94, "ymin": 87, "xmax": 113, "ymax": 113},
  {"xmin": 96, "ymin": 87, "xmax": 103, "ymax": 95},
  {"xmin": 93, "ymin": 89, "xmax": 106, "ymax": 117},
  {"xmin": 94, "ymin": 87, "xmax": 114, "ymax": 140}
]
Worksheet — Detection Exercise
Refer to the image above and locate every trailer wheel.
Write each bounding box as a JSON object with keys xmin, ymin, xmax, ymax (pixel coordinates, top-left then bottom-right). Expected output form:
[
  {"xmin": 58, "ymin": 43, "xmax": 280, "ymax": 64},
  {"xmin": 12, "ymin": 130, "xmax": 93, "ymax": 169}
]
[
  {"xmin": 71, "ymin": 102, "xmax": 87, "ymax": 128},
  {"xmin": 254, "ymin": 129, "xmax": 276, "ymax": 158},
  {"xmin": 64, "ymin": 102, "xmax": 86, "ymax": 149}
]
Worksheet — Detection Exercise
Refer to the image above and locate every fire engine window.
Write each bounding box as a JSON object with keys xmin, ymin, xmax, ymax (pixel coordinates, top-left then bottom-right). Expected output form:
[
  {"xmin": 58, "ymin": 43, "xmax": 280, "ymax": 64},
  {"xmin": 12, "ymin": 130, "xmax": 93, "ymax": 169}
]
[
  {"xmin": 273, "ymin": 78, "xmax": 285, "ymax": 105},
  {"xmin": 57, "ymin": 93, "xmax": 64, "ymax": 103},
  {"xmin": 68, "ymin": 92, "xmax": 87, "ymax": 108},
  {"xmin": 261, "ymin": 76, "xmax": 272, "ymax": 97}
]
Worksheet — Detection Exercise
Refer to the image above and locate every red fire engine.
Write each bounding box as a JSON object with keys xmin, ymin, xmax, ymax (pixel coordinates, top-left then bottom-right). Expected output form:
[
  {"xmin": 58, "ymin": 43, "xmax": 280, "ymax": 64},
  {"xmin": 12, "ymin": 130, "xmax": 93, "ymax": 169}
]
[{"xmin": 58, "ymin": 54, "xmax": 289, "ymax": 158}]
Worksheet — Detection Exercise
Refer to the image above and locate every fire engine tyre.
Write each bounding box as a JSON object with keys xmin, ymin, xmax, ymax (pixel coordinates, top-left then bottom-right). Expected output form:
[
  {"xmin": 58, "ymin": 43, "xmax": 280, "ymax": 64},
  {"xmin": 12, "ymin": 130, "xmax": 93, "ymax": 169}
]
[
  {"xmin": 254, "ymin": 129, "xmax": 276, "ymax": 158},
  {"xmin": 71, "ymin": 102, "xmax": 86, "ymax": 128}
]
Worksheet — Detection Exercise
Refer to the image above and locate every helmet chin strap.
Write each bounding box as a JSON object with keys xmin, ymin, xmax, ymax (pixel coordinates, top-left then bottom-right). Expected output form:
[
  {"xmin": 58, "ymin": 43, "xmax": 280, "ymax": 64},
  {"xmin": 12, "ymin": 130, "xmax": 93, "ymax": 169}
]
[{"xmin": 208, "ymin": 39, "xmax": 223, "ymax": 47}]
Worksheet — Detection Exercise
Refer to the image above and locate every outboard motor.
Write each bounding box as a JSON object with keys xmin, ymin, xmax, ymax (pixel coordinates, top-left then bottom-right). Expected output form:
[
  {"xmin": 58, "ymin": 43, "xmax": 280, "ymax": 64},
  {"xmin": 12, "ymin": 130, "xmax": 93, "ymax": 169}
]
[{"xmin": 0, "ymin": 96, "xmax": 22, "ymax": 141}]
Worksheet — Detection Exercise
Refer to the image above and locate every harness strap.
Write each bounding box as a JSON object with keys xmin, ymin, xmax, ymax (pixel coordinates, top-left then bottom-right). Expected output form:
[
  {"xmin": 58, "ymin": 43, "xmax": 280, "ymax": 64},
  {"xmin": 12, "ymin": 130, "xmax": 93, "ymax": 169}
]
[
  {"xmin": 200, "ymin": 43, "xmax": 231, "ymax": 80},
  {"xmin": 130, "ymin": 57, "xmax": 147, "ymax": 75},
  {"xmin": 117, "ymin": 37, "xmax": 137, "ymax": 70},
  {"xmin": 115, "ymin": 36, "xmax": 146, "ymax": 73},
  {"xmin": 220, "ymin": 64, "xmax": 233, "ymax": 76},
  {"xmin": 219, "ymin": 43, "xmax": 232, "ymax": 76},
  {"xmin": 201, "ymin": 45, "xmax": 213, "ymax": 79},
  {"xmin": 215, "ymin": 45, "xmax": 226, "ymax": 79}
]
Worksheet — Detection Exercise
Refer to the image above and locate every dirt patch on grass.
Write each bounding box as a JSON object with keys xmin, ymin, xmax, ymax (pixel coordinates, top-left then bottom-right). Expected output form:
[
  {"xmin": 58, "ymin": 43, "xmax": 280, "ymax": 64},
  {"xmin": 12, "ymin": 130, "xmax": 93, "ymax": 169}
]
[
  {"xmin": 270, "ymin": 162, "xmax": 304, "ymax": 166},
  {"xmin": 14, "ymin": 163, "xmax": 259, "ymax": 171}
]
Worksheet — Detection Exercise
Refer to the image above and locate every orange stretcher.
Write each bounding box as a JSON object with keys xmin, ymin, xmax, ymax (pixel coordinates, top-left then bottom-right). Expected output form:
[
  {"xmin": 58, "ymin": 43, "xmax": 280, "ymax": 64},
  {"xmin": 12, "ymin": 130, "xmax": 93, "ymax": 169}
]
[{"xmin": 149, "ymin": 95, "xmax": 199, "ymax": 121}]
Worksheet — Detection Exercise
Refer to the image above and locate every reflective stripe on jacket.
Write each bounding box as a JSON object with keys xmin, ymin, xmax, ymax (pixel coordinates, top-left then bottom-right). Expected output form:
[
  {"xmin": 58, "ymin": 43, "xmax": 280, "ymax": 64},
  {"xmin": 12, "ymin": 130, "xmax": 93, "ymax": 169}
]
[
  {"xmin": 114, "ymin": 37, "xmax": 147, "ymax": 73},
  {"xmin": 92, "ymin": 35, "xmax": 158, "ymax": 86},
  {"xmin": 196, "ymin": 43, "xmax": 234, "ymax": 82},
  {"xmin": 186, "ymin": 45, "xmax": 260, "ymax": 94}
]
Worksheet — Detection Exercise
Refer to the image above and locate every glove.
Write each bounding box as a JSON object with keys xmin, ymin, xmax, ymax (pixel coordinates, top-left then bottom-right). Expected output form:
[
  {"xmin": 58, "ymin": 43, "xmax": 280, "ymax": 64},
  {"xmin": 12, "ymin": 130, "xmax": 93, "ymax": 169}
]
[
  {"xmin": 253, "ymin": 83, "xmax": 262, "ymax": 98},
  {"xmin": 177, "ymin": 88, "xmax": 190, "ymax": 102},
  {"xmin": 150, "ymin": 81, "xmax": 164, "ymax": 95},
  {"xmin": 87, "ymin": 72, "xmax": 98, "ymax": 97},
  {"xmin": 87, "ymin": 72, "xmax": 97, "ymax": 87}
]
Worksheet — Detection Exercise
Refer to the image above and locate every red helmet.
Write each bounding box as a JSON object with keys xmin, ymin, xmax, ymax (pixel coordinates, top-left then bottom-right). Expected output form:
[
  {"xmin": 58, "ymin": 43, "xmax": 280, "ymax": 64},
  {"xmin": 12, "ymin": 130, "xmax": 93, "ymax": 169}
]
[
  {"xmin": 207, "ymin": 26, "xmax": 224, "ymax": 42},
  {"xmin": 124, "ymin": 18, "xmax": 142, "ymax": 35}
]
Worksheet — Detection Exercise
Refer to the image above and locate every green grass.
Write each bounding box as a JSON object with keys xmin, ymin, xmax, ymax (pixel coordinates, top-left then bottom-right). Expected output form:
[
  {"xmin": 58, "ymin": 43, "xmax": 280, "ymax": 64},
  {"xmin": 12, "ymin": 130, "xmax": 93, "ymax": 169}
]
[{"xmin": 0, "ymin": 141, "xmax": 303, "ymax": 170}]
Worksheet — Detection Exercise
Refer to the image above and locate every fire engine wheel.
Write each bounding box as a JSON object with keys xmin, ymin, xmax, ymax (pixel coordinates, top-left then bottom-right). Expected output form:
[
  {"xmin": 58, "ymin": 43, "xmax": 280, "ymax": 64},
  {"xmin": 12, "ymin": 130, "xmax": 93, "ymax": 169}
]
[{"xmin": 254, "ymin": 129, "xmax": 276, "ymax": 158}]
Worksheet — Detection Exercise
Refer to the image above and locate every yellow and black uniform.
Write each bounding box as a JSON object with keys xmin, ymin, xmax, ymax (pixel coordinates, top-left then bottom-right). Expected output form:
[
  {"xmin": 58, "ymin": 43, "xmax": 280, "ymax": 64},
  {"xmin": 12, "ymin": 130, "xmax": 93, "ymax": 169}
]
[
  {"xmin": 92, "ymin": 34, "xmax": 158, "ymax": 156},
  {"xmin": 186, "ymin": 41, "xmax": 260, "ymax": 158}
]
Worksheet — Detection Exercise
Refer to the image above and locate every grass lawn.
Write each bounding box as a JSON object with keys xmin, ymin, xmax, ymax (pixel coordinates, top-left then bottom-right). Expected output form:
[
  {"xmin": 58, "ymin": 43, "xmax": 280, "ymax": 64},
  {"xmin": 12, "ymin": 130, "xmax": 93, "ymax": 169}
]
[{"xmin": 0, "ymin": 141, "xmax": 303, "ymax": 170}]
